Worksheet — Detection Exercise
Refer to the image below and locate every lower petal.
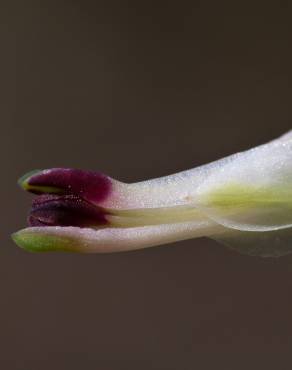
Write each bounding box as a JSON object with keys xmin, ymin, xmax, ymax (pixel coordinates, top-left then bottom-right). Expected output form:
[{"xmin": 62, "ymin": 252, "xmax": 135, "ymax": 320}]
[{"xmin": 12, "ymin": 219, "xmax": 221, "ymax": 253}]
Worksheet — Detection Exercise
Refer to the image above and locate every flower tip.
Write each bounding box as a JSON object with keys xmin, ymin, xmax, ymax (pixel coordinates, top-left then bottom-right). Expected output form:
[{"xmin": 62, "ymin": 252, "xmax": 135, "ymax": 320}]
[
  {"xmin": 17, "ymin": 168, "xmax": 113, "ymax": 203},
  {"xmin": 11, "ymin": 230, "xmax": 38, "ymax": 252},
  {"xmin": 18, "ymin": 169, "xmax": 62, "ymax": 195},
  {"xmin": 18, "ymin": 169, "xmax": 40, "ymax": 189},
  {"xmin": 11, "ymin": 229, "xmax": 77, "ymax": 253}
]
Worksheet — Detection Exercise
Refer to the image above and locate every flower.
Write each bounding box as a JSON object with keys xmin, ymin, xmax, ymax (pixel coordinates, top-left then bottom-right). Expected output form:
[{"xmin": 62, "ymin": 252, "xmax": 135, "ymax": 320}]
[{"xmin": 12, "ymin": 131, "xmax": 292, "ymax": 257}]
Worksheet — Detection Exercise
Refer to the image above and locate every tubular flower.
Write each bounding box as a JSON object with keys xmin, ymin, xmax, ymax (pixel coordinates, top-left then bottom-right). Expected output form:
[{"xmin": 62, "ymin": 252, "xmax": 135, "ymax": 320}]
[{"xmin": 12, "ymin": 131, "xmax": 292, "ymax": 257}]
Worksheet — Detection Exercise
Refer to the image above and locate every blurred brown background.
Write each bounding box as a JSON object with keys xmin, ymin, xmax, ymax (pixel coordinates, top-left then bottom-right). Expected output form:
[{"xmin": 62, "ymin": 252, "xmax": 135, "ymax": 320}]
[{"xmin": 1, "ymin": 1, "xmax": 292, "ymax": 369}]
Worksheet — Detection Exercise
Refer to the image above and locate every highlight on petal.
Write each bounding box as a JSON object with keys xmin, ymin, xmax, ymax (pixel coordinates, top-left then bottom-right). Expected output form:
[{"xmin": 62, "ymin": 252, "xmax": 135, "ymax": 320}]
[{"xmin": 12, "ymin": 130, "xmax": 292, "ymax": 257}]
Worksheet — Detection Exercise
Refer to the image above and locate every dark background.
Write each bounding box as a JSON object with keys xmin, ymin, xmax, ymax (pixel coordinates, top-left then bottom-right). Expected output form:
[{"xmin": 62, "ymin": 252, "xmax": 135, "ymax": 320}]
[{"xmin": 1, "ymin": 1, "xmax": 292, "ymax": 369}]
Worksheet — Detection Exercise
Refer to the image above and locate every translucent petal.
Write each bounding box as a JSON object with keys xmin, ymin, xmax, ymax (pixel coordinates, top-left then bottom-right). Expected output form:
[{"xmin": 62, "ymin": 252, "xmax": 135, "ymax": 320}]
[{"xmin": 210, "ymin": 227, "xmax": 292, "ymax": 257}]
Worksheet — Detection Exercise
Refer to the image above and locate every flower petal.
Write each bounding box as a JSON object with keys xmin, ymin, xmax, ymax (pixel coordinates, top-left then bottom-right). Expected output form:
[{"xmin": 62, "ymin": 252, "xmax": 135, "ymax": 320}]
[
  {"xmin": 19, "ymin": 168, "xmax": 114, "ymax": 204},
  {"xmin": 18, "ymin": 131, "xmax": 292, "ymax": 214},
  {"xmin": 193, "ymin": 131, "xmax": 292, "ymax": 231},
  {"xmin": 210, "ymin": 227, "xmax": 292, "ymax": 257},
  {"xmin": 14, "ymin": 131, "xmax": 292, "ymax": 257},
  {"xmin": 12, "ymin": 219, "xmax": 221, "ymax": 253}
]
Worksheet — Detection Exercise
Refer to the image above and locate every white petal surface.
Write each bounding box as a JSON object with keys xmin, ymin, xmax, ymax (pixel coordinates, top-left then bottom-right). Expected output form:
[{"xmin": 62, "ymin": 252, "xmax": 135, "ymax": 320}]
[{"xmin": 107, "ymin": 131, "xmax": 292, "ymax": 218}]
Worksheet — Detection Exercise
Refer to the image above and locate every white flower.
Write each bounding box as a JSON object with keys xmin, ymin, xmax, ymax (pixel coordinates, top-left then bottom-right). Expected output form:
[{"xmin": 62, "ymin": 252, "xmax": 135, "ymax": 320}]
[{"xmin": 12, "ymin": 131, "xmax": 292, "ymax": 257}]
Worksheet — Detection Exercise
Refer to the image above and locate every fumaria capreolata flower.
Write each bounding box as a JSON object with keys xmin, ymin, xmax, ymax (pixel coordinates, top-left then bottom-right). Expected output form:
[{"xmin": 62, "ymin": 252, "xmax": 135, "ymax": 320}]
[{"xmin": 12, "ymin": 130, "xmax": 292, "ymax": 257}]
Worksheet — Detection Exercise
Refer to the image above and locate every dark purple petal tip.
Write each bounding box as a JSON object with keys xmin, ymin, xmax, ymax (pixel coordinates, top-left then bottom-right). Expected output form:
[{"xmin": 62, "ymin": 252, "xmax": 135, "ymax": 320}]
[
  {"xmin": 28, "ymin": 194, "xmax": 109, "ymax": 227},
  {"xmin": 20, "ymin": 168, "xmax": 112, "ymax": 204}
]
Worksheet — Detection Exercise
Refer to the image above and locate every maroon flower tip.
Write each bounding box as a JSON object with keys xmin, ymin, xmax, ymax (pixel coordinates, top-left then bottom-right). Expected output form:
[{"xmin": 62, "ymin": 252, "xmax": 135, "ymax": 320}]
[{"xmin": 23, "ymin": 168, "xmax": 112, "ymax": 204}]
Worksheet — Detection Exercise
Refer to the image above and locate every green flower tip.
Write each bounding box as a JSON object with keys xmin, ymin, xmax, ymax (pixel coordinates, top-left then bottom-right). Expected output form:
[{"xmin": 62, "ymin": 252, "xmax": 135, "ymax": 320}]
[{"xmin": 11, "ymin": 230, "xmax": 78, "ymax": 253}]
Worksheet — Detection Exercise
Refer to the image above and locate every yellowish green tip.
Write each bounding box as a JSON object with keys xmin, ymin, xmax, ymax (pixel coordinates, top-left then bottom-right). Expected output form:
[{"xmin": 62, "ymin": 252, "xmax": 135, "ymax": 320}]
[
  {"xmin": 11, "ymin": 230, "xmax": 79, "ymax": 253},
  {"xmin": 18, "ymin": 169, "xmax": 40, "ymax": 188}
]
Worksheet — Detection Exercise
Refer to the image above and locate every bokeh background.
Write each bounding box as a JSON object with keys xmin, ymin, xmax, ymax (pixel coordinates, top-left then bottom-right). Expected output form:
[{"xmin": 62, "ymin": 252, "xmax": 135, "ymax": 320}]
[{"xmin": 1, "ymin": 1, "xmax": 292, "ymax": 369}]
